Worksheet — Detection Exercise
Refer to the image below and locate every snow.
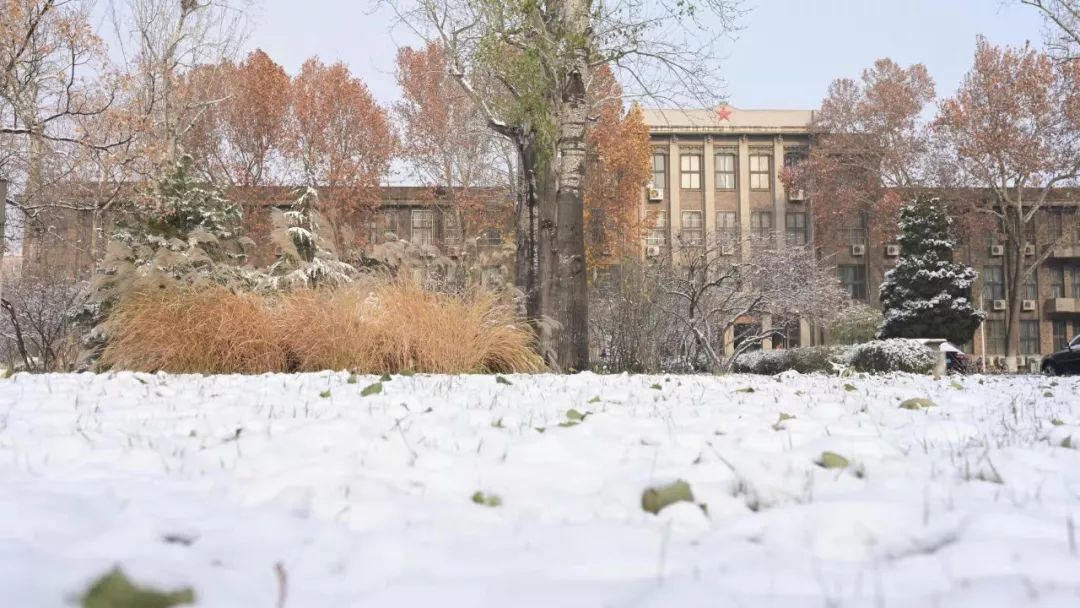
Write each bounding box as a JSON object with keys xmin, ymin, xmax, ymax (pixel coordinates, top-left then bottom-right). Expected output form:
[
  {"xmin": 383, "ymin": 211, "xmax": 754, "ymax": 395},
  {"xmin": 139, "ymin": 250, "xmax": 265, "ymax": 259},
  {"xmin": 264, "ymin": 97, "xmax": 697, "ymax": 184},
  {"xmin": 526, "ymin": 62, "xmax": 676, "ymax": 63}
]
[{"xmin": 2, "ymin": 371, "xmax": 1080, "ymax": 607}]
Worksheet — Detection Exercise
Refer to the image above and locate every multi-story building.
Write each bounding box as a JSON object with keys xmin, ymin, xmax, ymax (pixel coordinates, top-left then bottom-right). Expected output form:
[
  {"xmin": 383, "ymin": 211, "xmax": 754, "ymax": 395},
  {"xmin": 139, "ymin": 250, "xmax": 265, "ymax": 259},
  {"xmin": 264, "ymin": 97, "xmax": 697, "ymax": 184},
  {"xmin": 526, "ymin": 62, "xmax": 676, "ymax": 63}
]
[
  {"xmin": 641, "ymin": 106, "xmax": 1080, "ymax": 369},
  {"xmin": 18, "ymin": 185, "xmax": 514, "ymax": 280}
]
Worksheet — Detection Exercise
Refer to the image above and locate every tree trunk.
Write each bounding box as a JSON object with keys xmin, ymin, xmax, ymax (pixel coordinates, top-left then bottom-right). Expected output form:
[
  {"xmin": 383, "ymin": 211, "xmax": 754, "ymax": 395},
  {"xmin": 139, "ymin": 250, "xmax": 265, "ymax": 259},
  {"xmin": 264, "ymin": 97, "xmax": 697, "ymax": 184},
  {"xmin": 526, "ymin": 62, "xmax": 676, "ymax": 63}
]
[{"xmin": 1005, "ymin": 222, "xmax": 1022, "ymax": 373}]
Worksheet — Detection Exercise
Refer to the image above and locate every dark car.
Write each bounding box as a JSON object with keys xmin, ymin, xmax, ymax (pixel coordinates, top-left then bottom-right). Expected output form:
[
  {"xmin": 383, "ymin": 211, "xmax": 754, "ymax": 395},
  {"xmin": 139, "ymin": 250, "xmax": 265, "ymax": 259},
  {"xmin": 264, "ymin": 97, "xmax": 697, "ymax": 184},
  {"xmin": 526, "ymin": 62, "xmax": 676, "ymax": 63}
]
[{"xmin": 1042, "ymin": 334, "xmax": 1080, "ymax": 375}]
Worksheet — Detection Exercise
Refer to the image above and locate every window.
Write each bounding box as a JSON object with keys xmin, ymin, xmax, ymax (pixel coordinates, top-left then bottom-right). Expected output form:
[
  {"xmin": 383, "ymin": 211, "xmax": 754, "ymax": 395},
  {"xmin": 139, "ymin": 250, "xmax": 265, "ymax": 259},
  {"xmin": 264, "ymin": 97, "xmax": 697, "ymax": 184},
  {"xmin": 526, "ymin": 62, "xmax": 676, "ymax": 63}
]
[
  {"xmin": 784, "ymin": 149, "xmax": 807, "ymax": 170},
  {"xmin": 1021, "ymin": 320, "xmax": 1040, "ymax": 355},
  {"xmin": 714, "ymin": 153, "xmax": 736, "ymax": 190},
  {"xmin": 717, "ymin": 211, "xmax": 738, "ymax": 250},
  {"xmin": 1053, "ymin": 320, "xmax": 1070, "ymax": 351},
  {"xmin": 1073, "ymin": 266, "xmax": 1080, "ymax": 298},
  {"xmin": 681, "ymin": 210, "xmax": 703, "ymax": 245},
  {"xmin": 376, "ymin": 210, "xmax": 400, "ymax": 241},
  {"xmin": 1048, "ymin": 207, "xmax": 1078, "ymax": 246},
  {"xmin": 646, "ymin": 211, "xmax": 668, "ymax": 246},
  {"xmin": 841, "ymin": 215, "xmax": 867, "ymax": 245},
  {"xmin": 983, "ymin": 266, "xmax": 1005, "ymax": 301},
  {"xmin": 480, "ymin": 227, "xmax": 503, "ymax": 247},
  {"xmin": 680, "ymin": 154, "xmax": 702, "ymax": 190},
  {"xmin": 985, "ymin": 320, "xmax": 1007, "ymax": 355},
  {"xmin": 443, "ymin": 212, "xmax": 462, "ymax": 250},
  {"xmin": 1051, "ymin": 265, "xmax": 1065, "ymax": 298},
  {"xmin": 1023, "ymin": 273, "xmax": 1037, "ymax": 300},
  {"xmin": 775, "ymin": 317, "xmax": 801, "ymax": 349},
  {"xmin": 838, "ymin": 264, "xmax": 867, "ymax": 301},
  {"xmin": 751, "ymin": 211, "xmax": 773, "ymax": 241},
  {"xmin": 410, "ymin": 210, "xmax": 435, "ymax": 246},
  {"xmin": 651, "ymin": 152, "xmax": 667, "ymax": 194},
  {"xmin": 749, "ymin": 154, "xmax": 771, "ymax": 190},
  {"xmin": 786, "ymin": 212, "xmax": 808, "ymax": 245},
  {"xmin": 734, "ymin": 322, "xmax": 762, "ymax": 352}
]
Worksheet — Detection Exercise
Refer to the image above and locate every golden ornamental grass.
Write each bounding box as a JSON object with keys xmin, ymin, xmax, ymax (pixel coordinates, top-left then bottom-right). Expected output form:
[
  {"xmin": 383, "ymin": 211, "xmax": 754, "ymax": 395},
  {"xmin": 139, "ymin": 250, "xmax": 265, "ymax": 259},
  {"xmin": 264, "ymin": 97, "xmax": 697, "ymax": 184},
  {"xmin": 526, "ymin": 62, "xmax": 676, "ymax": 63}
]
[
  {"xmin": 101, "ymin": 279, "xmax": 544, "ymax": 375},
  {"xmin": 100, "ymin": 283, "xmax": 288, "ymax": 374}
]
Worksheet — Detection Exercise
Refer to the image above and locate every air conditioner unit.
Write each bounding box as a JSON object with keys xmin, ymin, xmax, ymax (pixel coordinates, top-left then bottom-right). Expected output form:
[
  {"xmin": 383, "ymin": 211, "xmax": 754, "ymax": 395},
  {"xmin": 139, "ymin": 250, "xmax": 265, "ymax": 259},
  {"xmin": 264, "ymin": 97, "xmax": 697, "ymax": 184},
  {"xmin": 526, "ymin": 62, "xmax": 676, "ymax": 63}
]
[
  {"xmin": 1016, "ymin": 356, "xmax": 1027, "ymax": 367},
  {"xmin": 885, "ymin": 244, "xmax": 900, "ymax": 257},
  {"xmin": 992, "ymin": 299, "xmax": 1007, "ymax": 311},
  {"xmin": 996, "ymin": 356, "xmax": 1008, "ymax": 367},
  {"xmin": 645, "ymin": 245, "xmax": 661, "ymax": 257},
  {"xmin": 789, "ymin": 189, "xmax": 806, "ymax": 202},
  {"xmin": 1024, "ymin": 243, "xmax": 1036, "ymax": 256},
  {"xmin": 1022, "ymin": 299, "xmax": 1036, "ymax": 311},
  {"xmin": 720, "ymin": 243, "xmax": 736, "ymax": 256},
  {"xmin": 851, "ymin": 244, "xmax": 866, "ymax": 256},
  {"xmin": 647, "ymin": 187, "xmax": 663, "ymax": 202},
  {"xmin": 990, "ymin": 245, "xmax": 1005, "ymax": 257},
  {"xmin": 1028, "ymin": 357, "xmax": 1041, "ymax": 373}
]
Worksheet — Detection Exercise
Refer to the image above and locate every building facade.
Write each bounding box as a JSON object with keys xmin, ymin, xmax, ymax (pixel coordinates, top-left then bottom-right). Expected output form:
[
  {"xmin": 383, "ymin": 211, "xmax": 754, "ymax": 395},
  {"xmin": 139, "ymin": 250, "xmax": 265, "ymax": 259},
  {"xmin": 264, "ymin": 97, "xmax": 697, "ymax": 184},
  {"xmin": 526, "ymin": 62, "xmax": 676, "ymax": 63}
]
[{"xmin": 641, "ymin": 107, "xmax": 1080, "ymax": 369}]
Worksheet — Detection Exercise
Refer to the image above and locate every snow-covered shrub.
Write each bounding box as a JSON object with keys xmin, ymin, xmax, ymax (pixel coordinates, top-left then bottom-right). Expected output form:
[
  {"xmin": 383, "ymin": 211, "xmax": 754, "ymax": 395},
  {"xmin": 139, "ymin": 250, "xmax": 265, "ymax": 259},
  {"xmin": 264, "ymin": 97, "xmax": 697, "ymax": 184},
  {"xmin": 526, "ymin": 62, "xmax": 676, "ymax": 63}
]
[
  {"xmin": 589, "ymin": 260, "xmax": 681, "ymax": 373},
  {"xmin": 733, "ymin": 345, "xmax": 848, "ymax": 375},
  {"xmin": 844, "ymin": 339, "xmax": 935, "ymax": 374}
]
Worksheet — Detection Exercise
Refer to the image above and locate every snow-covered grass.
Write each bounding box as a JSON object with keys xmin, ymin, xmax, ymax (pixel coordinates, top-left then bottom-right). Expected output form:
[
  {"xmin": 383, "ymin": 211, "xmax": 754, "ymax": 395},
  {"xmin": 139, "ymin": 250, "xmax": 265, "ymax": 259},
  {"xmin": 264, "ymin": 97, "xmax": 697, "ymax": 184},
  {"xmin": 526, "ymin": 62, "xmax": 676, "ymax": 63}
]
[{"xmin": 2, "ymin": 371, "xmax": 1080, "ymax": 607}]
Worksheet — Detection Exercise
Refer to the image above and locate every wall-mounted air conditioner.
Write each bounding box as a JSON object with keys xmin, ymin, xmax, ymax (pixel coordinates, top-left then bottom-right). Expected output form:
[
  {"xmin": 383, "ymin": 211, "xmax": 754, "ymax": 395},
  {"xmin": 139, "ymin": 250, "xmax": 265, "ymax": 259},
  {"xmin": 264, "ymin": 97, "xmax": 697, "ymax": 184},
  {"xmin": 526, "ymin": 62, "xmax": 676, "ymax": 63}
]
[
  {"xmin": 1022, "ymin": 299, "xmax": 1036, "ymax": 311},
  {"xmin": 789, "ymin": 189, "xmax": 806, "ymax": 202},
  {"xmin": 645, "ymin": 245, "xmax": 661, "ymax": 257},
  {"xmin": 1023, "ymin": 243, "xmax": 1036, "ymax": 256},
  {"xmin": 990, "ymin": 245, "xmax": 1005, "ymax": 257},
  {"xmin": 885, "ymin": 244, "xmax": 900, "ymax": 257},
  {"xmin": 1016, "ymin": 356, "xmax": 1027, "ymax": 367},
  {"xmin": 647, "ymin": 187, "xmax": 663, "ymax": 202},
  {"xmin": 851, "ymin": 244, "xmax": 866, "ymax": 256},
  {"xmin": 992, "ymin": 299, "xmax": 1007, "ymax": 311},
  {"xmin": 996, "ymin": 356, "xmax": 1008, "ymax": 367}
]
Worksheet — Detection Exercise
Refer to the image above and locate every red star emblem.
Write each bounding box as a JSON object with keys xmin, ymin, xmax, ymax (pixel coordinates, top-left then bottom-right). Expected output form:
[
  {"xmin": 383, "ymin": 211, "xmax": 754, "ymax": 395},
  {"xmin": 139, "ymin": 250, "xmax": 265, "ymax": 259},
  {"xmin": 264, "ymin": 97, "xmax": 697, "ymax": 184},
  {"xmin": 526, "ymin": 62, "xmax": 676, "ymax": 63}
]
[{"xmin": 715, "ymin": 105, "xmax": 733, "ymax": 121}]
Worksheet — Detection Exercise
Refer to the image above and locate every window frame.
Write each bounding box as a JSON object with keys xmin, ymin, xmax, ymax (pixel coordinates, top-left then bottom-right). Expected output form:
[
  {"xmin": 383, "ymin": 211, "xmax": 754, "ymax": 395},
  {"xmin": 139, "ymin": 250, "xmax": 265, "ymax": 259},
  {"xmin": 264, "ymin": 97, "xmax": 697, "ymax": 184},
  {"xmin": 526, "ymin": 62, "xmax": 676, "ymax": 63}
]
[
  {"xmin": 680, "ymin": 153, "xmax": 702, "ymax": 190},
  {"xmin": 983, "ymin": 266, "xmax": 1005, "ymax": 301},
  {"xmin": 837, "ymin": 264, "xmax": 867, "ymax": 301},
  {"xmin": 785, "ymin": 211, "xmax": 808, "ymax": 246},
  {"xmin": 410, "ymin": 209, "xmax": 435, "ymax": 246},
  {"xmin": 680, "ymin": 210, "xmax": 704, "ymax": 245},
  {"xmin": 651, "ymin": 152, "xmax": 667, "ymax": 193},
  {"xmin": 751, "ymin": 210, "xmax": 774, "ymax": 241},
  {"xmin": 646, "ymin": 211, "xmax": 668, "ymax": 246},
  {"xmin": 714, "ymin": 153, "xmax": 736, "ymax": 190},
  {"xmin": 749, "ymin": 154, "xmax": 772, "ymax": 191},
  {"xmin": 1020, "ymin": 319, "xmax": 1040, "ymax": 355}
]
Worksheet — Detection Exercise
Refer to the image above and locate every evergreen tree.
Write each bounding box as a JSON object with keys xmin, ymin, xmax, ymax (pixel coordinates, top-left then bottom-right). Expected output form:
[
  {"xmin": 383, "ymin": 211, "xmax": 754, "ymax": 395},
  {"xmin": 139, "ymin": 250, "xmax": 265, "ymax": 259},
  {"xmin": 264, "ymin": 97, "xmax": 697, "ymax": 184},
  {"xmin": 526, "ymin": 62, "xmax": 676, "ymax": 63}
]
[
  {"xmin": 267, "ymin": 187, "xmax": 356, "ymax": 289},
  {"xmin": 878, "ymin": 197, "xmax": 985, "ymax": 345}
]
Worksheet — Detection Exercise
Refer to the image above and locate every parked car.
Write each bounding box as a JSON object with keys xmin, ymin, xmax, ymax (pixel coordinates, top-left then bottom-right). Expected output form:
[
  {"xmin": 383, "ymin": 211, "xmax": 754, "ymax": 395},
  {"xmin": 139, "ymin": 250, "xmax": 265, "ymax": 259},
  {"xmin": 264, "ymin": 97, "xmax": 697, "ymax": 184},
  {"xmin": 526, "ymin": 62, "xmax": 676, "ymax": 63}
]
[{"xmin": 1041, "ymin": 335, "xmax": 1080, "ymax": 376}]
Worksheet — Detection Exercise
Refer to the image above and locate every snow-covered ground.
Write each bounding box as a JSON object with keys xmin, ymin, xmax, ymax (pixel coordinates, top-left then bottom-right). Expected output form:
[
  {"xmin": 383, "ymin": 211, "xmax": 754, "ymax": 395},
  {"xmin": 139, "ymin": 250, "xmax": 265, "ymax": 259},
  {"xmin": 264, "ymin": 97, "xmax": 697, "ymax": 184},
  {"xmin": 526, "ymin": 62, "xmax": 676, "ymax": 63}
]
[{"xmin": 2, "ymin": 371, "xmax": 1080, "ymax": 607}]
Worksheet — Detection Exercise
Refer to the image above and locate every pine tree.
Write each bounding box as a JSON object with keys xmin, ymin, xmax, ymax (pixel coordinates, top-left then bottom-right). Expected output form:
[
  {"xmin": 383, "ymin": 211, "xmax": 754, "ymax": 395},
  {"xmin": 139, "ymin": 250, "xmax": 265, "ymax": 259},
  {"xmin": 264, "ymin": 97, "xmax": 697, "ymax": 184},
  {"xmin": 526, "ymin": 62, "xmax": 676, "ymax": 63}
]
[
  {"xmin": 268, "ymin": 187, "xmax": 356, "ymax": 289},
  {"xmin": 878, "ymin": 196, "xmax": 985, "ymax": 345}
]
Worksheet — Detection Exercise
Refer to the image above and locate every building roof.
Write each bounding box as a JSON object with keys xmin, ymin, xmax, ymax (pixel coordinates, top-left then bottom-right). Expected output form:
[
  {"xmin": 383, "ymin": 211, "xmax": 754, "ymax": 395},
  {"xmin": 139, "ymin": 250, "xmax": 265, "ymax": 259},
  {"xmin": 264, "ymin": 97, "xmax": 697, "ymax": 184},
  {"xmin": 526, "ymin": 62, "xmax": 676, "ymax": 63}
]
[{"xmin": 643, "ymin": 107, "xmax": 817, "ymax": 135}]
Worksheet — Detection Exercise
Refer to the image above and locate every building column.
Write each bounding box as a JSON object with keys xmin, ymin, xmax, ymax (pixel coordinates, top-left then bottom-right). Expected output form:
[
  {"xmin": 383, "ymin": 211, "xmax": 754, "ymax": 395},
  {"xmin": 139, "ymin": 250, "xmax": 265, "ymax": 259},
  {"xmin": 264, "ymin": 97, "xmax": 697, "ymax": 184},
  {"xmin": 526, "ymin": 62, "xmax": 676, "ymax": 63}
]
[
  {"xmin": 773, "ymin": 135, "xmax": 786, "ymax": 247},
  {"xmin": 738, "ymin": 135, "xmax": 751, "ymax": 253},
  {"xmin": 761, "ymin": 313, "xmax": 773, "ymax": 351},
  {"xmin": 668, "ymin": 136, "xmax": 680, "ymax": 247},
  {"xmin": 703, "ymin": 136, "xmax": 716, "ymax": 241}
]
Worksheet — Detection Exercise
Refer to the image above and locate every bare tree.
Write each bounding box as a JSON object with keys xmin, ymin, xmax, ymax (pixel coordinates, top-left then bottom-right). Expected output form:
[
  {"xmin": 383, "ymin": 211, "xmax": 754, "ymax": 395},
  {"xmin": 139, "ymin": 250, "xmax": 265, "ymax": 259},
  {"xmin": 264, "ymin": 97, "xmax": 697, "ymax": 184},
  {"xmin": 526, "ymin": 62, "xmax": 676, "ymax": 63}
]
[
  {"xmin": 0, "ymin": 267, "xmax": 87, "ymax": 371},
  {"xmin": 1022, "ymin": 0, "xmax": 1080, "ymax": 60},
  {"xmin": 648, "ymin": 234, "xmax": 846, "ymax": 373},
  {"xmin": 382, "ymin": 0, "xmax": 742, "ymax": 372},
  {"xmin": 109, "ymin": 0, "xmax": 253, "ymax": 168}
]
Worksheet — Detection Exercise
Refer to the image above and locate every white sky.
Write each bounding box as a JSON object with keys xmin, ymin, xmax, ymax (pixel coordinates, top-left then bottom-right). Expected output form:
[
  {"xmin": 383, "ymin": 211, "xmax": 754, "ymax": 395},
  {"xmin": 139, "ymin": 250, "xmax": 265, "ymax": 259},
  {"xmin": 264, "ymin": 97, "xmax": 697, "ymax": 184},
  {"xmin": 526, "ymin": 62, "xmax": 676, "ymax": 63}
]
[{"xmin": 241, "ymin": 0, "xmax": 1048, "ymax": 109}]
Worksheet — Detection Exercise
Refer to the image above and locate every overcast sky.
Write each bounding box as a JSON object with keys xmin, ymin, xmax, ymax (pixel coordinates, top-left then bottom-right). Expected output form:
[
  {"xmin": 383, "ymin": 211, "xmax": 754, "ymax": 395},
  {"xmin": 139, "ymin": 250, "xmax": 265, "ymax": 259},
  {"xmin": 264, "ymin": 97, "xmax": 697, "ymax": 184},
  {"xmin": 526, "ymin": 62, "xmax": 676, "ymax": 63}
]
[{"xmin": 242, "ymin": 0, "xmax": 1048, "ymax": 110}]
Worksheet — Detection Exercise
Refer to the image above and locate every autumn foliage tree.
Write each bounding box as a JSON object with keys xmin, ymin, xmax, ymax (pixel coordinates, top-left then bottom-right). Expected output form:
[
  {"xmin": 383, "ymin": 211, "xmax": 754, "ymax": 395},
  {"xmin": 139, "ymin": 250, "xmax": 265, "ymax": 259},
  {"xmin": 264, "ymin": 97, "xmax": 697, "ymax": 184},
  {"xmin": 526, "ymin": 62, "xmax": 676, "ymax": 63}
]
[
  {"xmin": 783, "ymin": 59, "xmax": 937, "ymax": 250},
  {"xmin": 935, "ymin": 38, "xmax": 1080, "ymax": 370},
  {"xmin": 287, "ymin": 58, "xmax": 395, "ymax": 251},
  {"xmin": 394, "ymin": 42, "xmax": 509, "ymax": 248},
  {"xmin": 582, "ymin": 67, "xmax": 652, "ymax": 269}
]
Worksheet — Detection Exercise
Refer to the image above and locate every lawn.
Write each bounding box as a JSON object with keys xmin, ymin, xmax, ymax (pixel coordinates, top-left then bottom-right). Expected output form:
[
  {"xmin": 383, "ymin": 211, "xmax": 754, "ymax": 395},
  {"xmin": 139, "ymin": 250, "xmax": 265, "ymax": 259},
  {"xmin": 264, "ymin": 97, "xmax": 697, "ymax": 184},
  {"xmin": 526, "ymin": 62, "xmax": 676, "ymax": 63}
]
[{"xmin": 2, "ymin": 371, "xmax": 1079, "ymax": 607}]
